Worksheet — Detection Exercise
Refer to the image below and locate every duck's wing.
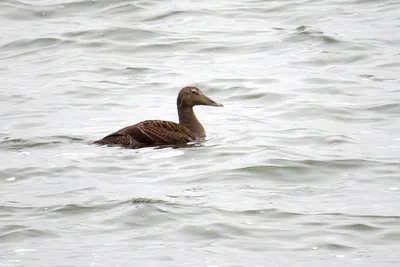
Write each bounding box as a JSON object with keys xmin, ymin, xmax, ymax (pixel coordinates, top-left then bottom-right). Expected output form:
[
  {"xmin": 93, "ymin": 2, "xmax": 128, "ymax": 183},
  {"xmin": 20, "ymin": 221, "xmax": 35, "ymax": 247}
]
[
  {"xmin": 94, "ymin": 120, "xmax": 195, "ymax": 147},
  {"xmin": 134, "ymin": 120, "xmax": 196, "ymax": 144}
]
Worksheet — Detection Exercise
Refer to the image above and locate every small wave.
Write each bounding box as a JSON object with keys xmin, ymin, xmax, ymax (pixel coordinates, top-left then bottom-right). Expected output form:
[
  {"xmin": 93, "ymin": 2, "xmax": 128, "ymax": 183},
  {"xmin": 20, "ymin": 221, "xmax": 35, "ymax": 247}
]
[
  {"xmin": 147, "ymin": 150, "xmax": 184, "ymax": 159},
  {"xmin": 62, "ymin": 27, "xmax": 161, "ymax": 42},
  {"xmin": 0, "ymin": 136, "xmax": 84, "ymax": 150},
  {"xmin": 332, "ymin": 223, "xmax": 382, "ymax": 232},
  {"xmin": 98, "ymin": 1, "xmax": 145, "ymax": 15},
  {"xmin": 232, "ymin": 158, "xmax": 382, "ymax": 179},
  {"xmin": 0, "ymin": 37, "xmax": 72, "ymax": 60},
  {"xmin": 49, "ymin": 202, "xmax": 120, "ymax": 215},
  {"xmin": 360, "ymin": 74, "xmax": 397, "ymax": 82},
  {"xmin": 274, "ymin": 102, "xmax": 384, "ymax": 123},
  {"xmin": 365, "ymin": 103, "xmax": 400, "ymax": 114},
  {"xmin": 1, "ymin": 37, "xmax": 63, "ymax": 51},
  {"xmin": 143, "ymin": 10, "xmax": 207, "ymax": 23},
  {"xmin": 0, "ymin": 226, "xmax": 57, "ymax": 242},
  {"xmin": 318, "ymin": 243, "xmax": 355, "ymax": 251},
  {"xmin": 287, "ymin": 25, "xmax": 341, "ymax": 45},
  {"xmin": 131, "ymin": 198, "xmax": 166, "ymax": 204},
  {"xmin": 223, "ymin": 85, "xmax": 287, "ymax": 103},
  {"xmin": 317, "ymin": 134, "xmax": 355, "ymax": 145},
  {"xmin": 0, "ymin": 198, "xmax": 167, "ymax": 215},
  {"xmin": 380, "ymin": 231, "xmax": 400, "ymax": 243}
]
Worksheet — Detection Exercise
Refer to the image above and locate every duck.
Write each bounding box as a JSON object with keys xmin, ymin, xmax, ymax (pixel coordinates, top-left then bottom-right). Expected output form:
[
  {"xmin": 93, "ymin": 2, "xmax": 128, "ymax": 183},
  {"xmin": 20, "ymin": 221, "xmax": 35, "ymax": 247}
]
[{"xmin": 93, "ymin": 86, "xmax": 223, "ymax": 148}]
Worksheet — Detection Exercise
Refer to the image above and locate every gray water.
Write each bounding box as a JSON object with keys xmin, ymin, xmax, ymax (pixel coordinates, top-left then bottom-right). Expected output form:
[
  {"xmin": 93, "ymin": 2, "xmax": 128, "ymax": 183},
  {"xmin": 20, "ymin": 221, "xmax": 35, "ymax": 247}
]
[{"xmin": 1, "ymin": 0, "xmax": 400, "ymax": 266}]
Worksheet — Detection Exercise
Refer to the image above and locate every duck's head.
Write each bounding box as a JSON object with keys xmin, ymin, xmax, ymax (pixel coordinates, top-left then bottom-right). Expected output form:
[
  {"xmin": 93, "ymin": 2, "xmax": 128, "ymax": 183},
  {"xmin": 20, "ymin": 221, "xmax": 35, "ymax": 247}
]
[{"xmin": 177, "ymin": 86, "xmax": 223, "ymax": 109}]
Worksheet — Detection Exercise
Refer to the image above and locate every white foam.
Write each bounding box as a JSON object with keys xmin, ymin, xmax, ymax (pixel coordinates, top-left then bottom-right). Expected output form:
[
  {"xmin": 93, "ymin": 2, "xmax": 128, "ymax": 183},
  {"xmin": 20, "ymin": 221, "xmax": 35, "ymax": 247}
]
[
  {"xmin": 148, "ymin": 150, "xmax": 184, "ymax": 159},
  {"xmin": 6, "ymin": 177, "xmax": 16, "ymax": 182}
]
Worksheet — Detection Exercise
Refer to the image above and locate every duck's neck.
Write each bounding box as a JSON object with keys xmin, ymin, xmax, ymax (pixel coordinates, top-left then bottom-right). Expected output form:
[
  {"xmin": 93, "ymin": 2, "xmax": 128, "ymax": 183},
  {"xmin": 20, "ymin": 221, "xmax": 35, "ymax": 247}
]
[{"xmin": 178, "ymin": 106, "xmax": 205, "ymax": 138}]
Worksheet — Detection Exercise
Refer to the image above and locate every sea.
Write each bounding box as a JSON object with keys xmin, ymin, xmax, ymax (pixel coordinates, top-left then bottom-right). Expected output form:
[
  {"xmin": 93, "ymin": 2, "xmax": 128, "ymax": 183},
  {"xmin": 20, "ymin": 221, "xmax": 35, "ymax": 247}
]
[{"xmin": 1, "ymin": 0, "xmax": 400, "ymax": 266}]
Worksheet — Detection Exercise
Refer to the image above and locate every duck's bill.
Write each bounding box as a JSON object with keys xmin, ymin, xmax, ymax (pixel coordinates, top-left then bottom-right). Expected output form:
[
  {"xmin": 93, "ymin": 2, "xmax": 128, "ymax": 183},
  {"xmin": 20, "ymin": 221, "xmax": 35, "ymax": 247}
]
[
  {"xmin": 212, "ymin": 102, "xmax": 224, "ymax": 107},
  {"xmin": 204, "ymin": 96, "xmax": 223, "ymax": 107}
]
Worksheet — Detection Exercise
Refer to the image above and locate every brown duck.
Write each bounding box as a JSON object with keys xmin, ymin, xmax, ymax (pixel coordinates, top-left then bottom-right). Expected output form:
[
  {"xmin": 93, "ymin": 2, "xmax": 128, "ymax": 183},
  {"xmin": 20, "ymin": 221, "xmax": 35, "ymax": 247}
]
[{"xmin": 93, "ymin": 86, "xmax": 223, "ymax": 148}]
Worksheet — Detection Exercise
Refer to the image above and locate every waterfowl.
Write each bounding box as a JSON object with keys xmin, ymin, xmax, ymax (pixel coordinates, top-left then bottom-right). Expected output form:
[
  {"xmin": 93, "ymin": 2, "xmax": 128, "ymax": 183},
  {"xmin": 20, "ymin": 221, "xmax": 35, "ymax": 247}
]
[{"xmin": 93, "ymin": 86, "xmax": 223, "ymax": 148}]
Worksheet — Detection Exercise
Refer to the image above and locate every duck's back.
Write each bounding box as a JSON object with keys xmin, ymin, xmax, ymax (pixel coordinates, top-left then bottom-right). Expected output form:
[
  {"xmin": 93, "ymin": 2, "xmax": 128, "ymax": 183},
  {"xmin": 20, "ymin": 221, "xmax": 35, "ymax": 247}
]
[{"xmin": 93, "ymin": 120, "xmax": 196, "ymax": 147}]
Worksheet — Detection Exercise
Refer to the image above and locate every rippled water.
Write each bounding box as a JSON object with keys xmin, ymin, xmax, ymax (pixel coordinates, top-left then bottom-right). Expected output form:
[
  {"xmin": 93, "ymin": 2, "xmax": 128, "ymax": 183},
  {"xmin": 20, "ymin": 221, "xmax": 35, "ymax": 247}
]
[{"xmin": 1, "ymin": 0, "xmax": 400, "ymax": 266}]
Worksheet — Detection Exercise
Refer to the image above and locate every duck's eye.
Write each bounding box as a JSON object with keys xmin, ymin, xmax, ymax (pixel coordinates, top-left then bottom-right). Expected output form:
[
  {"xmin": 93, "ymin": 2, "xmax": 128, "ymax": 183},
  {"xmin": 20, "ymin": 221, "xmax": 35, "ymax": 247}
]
[{"xmin": 191, "ymin": 90, "xmax": 198, "ymax": 94}]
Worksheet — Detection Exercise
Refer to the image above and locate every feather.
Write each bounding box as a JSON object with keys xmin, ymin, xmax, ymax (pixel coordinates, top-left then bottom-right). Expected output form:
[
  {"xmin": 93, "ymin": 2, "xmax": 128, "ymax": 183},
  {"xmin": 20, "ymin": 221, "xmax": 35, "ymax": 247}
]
[{"xmin": 93, "ymin": 86, "xmax": 222, "ymax": 148}]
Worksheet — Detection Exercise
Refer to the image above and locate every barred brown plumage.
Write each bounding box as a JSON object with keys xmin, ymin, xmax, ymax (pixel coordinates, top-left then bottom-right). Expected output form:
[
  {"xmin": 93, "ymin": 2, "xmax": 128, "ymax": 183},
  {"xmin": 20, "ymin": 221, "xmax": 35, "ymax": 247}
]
[{"xmin": 93, "ymin": 86, "xmax": 223, "ymax": 148}]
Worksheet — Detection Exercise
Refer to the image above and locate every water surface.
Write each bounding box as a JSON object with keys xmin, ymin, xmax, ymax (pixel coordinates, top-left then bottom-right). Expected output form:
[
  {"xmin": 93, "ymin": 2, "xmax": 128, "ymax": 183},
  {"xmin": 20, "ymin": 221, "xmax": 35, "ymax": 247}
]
[{"xmin": 1, "ymin": 0, "xmax": 400, "ymax": 266}]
